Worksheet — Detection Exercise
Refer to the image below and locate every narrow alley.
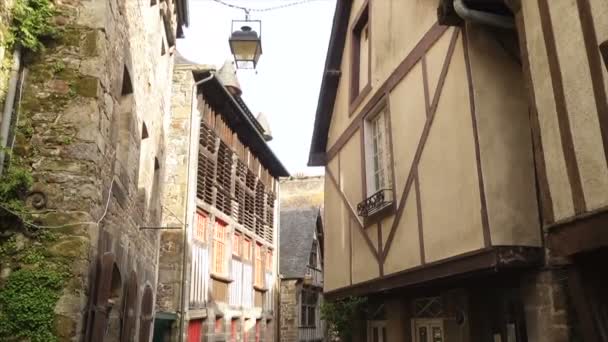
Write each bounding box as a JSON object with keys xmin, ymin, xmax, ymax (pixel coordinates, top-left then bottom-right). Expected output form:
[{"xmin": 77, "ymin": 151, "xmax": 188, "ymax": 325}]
[{"xmin": 0, "ymin": 0, "xmax": 606, "ymax": 342}]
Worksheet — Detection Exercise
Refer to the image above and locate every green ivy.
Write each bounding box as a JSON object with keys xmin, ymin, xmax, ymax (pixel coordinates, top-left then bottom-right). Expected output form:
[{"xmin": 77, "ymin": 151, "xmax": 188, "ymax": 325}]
[
  {"xmin": 0, "ymin": 268, "xmax": 65, "ymax": 342},
  {"xmin": 0, "ymin": 165, "xmax": 33, "ymax": 236},
  {"xmin": 8, "ymin": 0, "xmax": 57, "ymax": 52},
  {"xmin": 321, "ymin": 296, "xmax": 368, "ymax": 342}
]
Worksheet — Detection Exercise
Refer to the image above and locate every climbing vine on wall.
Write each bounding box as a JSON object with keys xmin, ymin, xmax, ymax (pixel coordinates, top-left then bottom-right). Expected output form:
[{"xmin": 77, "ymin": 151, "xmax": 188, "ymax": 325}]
[
  {"xmin": 0, "ymin": 268, "xmax": 66, "ymax": 342},
  {"xmin": 7, "ymin": 0, "xmax": 57, "ymax": 52},
  {"xmin": 321, "ymin": 296, "xmax": 368, "ymax": 342}
]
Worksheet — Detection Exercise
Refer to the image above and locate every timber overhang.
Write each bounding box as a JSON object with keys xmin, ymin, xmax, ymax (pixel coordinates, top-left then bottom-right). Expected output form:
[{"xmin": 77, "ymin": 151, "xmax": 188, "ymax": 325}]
[{"xmin": 324, "ymin": 246, "xmax": 543, "ymax": 301}]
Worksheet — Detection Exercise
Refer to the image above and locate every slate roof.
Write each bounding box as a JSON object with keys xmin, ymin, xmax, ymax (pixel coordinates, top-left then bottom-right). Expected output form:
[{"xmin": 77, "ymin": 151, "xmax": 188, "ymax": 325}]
[{"xmin": 280, "ymin": 207, "xmax": 319, "ymax": 278}]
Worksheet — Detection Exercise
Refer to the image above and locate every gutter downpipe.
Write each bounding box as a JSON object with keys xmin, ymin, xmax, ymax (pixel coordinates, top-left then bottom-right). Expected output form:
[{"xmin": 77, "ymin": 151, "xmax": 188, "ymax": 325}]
[
  {"xmin": 0, "ymin": 48, "xmax": 22, "ymax": 175},
  {"xmin": 178, "ymin": 72, "xmax": 215, "ymax": 342},
  {"xmin": 453, "ymin": 0, "xmax": 515, "ymax": 29}
]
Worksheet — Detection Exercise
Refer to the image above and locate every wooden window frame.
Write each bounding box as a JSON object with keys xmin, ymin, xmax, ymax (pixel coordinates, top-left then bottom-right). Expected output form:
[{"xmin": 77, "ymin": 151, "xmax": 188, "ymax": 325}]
[
  {"xmin": 254, "ymin": 243, "xmax": 266, "ymax": 289},
  {"xmin": 242, "ymin": 237, "xmax": 253, "ymax": 263},
  {"xmin": 361, "ymin": 97, "xmax": 396, "ymax": 225},
  {"xmin": 349, "ymin": 0, "xmax": 372, "ymax": 116},
  {"xmin": 195, "ymin": 210, "xmax": 209, "ymax": 244},
  {"xmin": 300, "ymin": 288, "xmax": 318, "ymax": 328},
  {"xmin": 233, "ymin": 231, "xmax": 242, "ymax": 258},
  {"xmin": 212, "ymin": 219, "xmax": 229, "ymax": 277}
]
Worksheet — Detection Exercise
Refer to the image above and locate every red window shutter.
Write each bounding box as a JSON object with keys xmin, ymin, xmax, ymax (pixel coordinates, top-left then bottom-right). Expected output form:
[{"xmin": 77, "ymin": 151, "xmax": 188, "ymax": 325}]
[
  {"xmin": 188, "ymin": 320, "xmax": 203, "ymax": 342},
  {"xmin": 120, "ymin": 271, "xmax": 138, "ymax": 342},
  {"xmin": 196, "ymin": 211, "xmax": 209, "ymax": 243},
  {"xmin": 90, "ymin": 252, "xmax": 116, "ymax": 342},
  {"xmin": 231, "ymin": 319, "xmax": 238, "ymax": 342},
  {"xmin": 255, "ymin": 320, "xmax": 260, "ymax": 342}
]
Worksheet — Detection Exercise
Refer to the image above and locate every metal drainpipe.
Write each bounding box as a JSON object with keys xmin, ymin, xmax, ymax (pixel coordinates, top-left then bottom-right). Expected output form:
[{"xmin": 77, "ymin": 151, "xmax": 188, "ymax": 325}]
[
  {"xmin": 178, "ymin": 72, "xmax": 215, "ymax": 342},
  {"xmin": 453, "ymin": 0, "xmax": 515, "ymax": 29},
  {"xmin": 0, "ymin": 48, "xmax": 22, "ymax": 175}
]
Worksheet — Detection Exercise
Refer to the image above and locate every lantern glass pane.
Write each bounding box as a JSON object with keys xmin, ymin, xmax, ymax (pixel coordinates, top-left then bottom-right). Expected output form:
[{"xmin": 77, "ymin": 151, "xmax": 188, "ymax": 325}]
[{"xmin": 231, "ymin": 40, "xmax": 260, "ymax": 61}]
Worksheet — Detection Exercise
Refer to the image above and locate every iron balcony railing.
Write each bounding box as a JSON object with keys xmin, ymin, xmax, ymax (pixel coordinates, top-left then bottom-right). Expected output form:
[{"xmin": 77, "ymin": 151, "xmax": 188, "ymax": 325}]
[{"xmin": 356, "ymin": 189, "xmax": 393, "ymax": 217}]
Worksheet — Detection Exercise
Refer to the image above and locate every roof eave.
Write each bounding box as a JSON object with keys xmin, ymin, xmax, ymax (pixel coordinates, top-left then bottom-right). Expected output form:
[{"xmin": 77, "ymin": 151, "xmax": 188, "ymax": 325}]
[
  {"xmin": 308, "ymin": 0, "xmax": 353, "ymax": 167},
  {"xmin": 193, "ymin": 71, "xmax": 290, "ymax": 178}
]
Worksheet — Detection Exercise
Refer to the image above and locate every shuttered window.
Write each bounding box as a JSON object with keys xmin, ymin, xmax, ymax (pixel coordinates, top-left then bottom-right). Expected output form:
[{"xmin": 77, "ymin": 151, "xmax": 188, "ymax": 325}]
[
  {"xmin": 233, "ymin": 231, "xmax": 241, "ymax": 257},
  {"xmin": 254, "ymin": 243, "xmax": 264, "ymax": 287},
  {"xmin": 213, "ymin": 220, "xmax": 228, "ymax": 275},
  {"xmin": 265, "ymin": 249, "xmax": 273, "ymax": 272},
  {"xmin": 243, "ymin": 237, "xmax": 252, "ymax": 262},
  {"xmin": 197, "ymin": 111, "xmax": 276, "ymax": 244},
  {"xmin": 195, "ymin": 210, "xmax": 208, "ymax": 243}
]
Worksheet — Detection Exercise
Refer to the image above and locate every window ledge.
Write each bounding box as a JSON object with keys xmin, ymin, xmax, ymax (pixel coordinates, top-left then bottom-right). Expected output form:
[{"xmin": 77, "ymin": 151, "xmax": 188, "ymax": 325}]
[
  {"xmin": 210, "ymin": 273, "xmax": 233, "ymax": 283},
  {"xmin": 363, "ymin": 202, "xmax": 395, "ymax": 227},
  {"xmin": 253, "ymin": 285, "xmax": 268, "ymax": 292}
]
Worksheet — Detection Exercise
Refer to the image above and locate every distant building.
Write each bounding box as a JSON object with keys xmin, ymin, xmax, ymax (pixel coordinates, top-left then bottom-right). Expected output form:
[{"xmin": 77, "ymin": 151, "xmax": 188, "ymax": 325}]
[
  {"xmin": 279, "ymin": 176, "xmax": 326, "ymax": 342},
  {"xmin": 157, "ymin": 58, "xmax": 289, "ymax": 341}
]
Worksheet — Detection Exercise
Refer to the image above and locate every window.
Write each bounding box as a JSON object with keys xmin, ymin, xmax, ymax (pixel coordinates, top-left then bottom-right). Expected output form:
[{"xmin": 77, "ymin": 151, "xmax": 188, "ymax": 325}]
[
  {"xmin": 359, "ymin": 103, "xmax": 394, "ymax": 218},
  {"xmin": 233, "ymin": 231, "xmax": 242, "ymax": 257},
  {"xmin": 254, "ymin": 243, "xmax": 265, "ymax": 287},
  {"xmin": 243, "ymin": 237, "xmax": 252, "ymax": 262},
  {"xmin": 300, "ymin": 289, "xmax": 318, "ymax": 327},
  {"xmin": 350, "ymin": 2, "xmax": 371, "ymax": 108},
  {"xmin": 367, "ymin": 321, "xmax": 387, "ymax": 342},
  {"xmin": 213, "ymin": 220, "xmax": 229, "ymax": 275},
  {"xmin": 265, "ymin": 249, "xmax": 273, "ymax": 272},
  {"xmin": 309, "ymin": 240, "xmax": 318, "ymax": 268},
  {"xmin": 195, "ymin": 211, "xmax": 208, "ymax": 243},
  {"xmin": 367, "ymin": 111, "xmax": 391, "ymax": 194}
]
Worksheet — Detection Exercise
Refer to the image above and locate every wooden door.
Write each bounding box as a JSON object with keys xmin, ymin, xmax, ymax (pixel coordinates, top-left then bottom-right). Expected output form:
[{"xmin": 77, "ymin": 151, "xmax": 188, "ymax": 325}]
[
  {"xmin": 412, "ymin": 319, "xmax": 444, "ymax": 342},
  {"xmin": 188, "ymin": 319, "xmax": 203, "ymax": 342},
  {"xmin": 367, "ymin": 321, "xmax": 387, "ymax": 342}
]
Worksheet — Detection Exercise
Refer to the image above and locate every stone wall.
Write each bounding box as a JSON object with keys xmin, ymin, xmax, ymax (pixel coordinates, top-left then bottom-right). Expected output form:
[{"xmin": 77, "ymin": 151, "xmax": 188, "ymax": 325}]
[
  {"xmin": 0, "ymin": 0, "xmax": 182, "ymax": 341},
  {"xmin": 521, "ymin": 269, "xmax": 580, "ymax": 342},
  {"xmin": 280, "ymin": 176, "xmax": 324, "ymax": 210},
  {"xmin": 157, "ymin": 64, "xmax": 199, "ymax": 314},
  {"xmin": 280, "ymin": 279, "xmax": 300, "ymax": 342}
]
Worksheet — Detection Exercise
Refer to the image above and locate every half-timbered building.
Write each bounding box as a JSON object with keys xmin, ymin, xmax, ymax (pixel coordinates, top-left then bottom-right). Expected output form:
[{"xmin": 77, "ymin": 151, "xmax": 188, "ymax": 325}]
[
  {"xmin": 279, "ymin": 176, "xmax": 326, "ymax": 342},
  {"xmin": 158, "ymin": 59, "xmax": 288, "ymax": 342},
  {"xmin": 310, "ymin": 0, "xmax": 608, "ymax": 341}
]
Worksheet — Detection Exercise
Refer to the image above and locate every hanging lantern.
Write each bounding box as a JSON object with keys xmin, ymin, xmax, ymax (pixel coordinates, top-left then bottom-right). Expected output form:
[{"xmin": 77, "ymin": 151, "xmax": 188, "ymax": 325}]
[{"xmin": 229, "ymin": 19, "xmax": 262, "ymax": 69}]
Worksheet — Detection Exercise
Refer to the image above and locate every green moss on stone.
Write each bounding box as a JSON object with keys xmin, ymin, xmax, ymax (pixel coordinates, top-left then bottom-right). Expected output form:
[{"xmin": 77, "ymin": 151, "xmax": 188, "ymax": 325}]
[{"xmin": 73, "ymin": 76, "xmax": 98, "ymax": 98}]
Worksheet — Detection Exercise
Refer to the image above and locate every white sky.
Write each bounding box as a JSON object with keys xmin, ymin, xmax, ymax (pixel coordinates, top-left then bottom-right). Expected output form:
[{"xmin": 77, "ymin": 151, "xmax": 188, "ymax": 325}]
[{"xmin": 178, "ymin": 0, "xmax": 337, "ymax": 176}]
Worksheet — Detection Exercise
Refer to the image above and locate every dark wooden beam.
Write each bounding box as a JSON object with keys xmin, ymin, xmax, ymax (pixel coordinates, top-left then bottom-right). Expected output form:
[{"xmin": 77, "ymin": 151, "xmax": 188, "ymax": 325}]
[{"xmin": 324, "ymin": 246, "xmax": 542, "ymax": 301}]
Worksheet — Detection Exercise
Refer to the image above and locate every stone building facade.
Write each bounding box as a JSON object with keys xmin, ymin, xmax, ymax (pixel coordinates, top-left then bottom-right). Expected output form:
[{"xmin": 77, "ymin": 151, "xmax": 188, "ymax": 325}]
[
  {"xmin": 156, "ymin": 59, "xmax": 289, "ymax": 341},
  {"xmin": 0, "ymin": 0, "xmax": 188, "ymax": 341},
  {"xmin": 279, "ymin": 176, "xmax": 326, "ymax": 342}
]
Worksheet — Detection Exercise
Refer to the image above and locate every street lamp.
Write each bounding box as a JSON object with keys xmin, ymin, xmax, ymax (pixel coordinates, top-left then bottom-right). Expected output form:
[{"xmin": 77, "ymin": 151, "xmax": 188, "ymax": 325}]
[{"xmin": 229, "ymin": 19, "xmax": 262, "ymax": 69}]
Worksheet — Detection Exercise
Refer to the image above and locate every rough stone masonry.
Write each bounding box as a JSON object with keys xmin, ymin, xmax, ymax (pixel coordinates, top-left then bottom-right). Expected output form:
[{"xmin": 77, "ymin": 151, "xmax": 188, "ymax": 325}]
[{"xmin": 0, "ymin": 0, "xmax": 186, "ymax": 341}]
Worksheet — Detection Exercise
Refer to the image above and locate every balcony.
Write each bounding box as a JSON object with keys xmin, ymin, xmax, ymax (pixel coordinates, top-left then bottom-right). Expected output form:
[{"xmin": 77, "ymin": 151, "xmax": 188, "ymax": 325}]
[
  {"xmin": 304, "ymin": 265, "xmax": 323, "ymax": 288},
  {"xmin": 356, "ymin": 189, "xmax": 393, "ymax": 218}
]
